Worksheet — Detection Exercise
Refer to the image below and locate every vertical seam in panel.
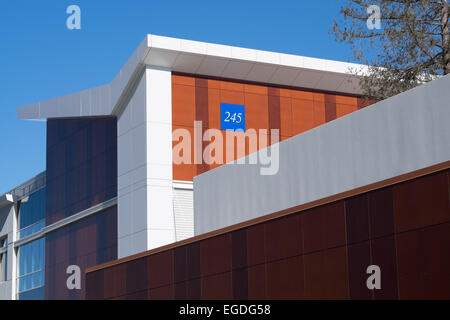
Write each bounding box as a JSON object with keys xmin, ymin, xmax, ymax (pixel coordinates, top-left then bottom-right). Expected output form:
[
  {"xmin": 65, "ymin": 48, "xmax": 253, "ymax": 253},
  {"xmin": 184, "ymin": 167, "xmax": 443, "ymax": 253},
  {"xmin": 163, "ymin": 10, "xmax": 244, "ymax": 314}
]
[
  {"xmin": 268, "ymin": 87, "xmax": 281, "ymax": 142},
  {"xmin": 195, "ymin": 78, "xmax": 209, "ymax": 175},
  {"xmin": 325, "ymin": 94, "xmax": 337, "ymax": 122}
]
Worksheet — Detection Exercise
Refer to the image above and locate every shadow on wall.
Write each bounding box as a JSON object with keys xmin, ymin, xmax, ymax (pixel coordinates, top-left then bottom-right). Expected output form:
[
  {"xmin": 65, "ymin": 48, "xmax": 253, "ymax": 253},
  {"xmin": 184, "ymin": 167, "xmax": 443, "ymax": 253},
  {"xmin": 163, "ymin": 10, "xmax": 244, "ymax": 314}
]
[{"xmin": 0, "ymin": 207, "xmax": 9, "ymax": 233}]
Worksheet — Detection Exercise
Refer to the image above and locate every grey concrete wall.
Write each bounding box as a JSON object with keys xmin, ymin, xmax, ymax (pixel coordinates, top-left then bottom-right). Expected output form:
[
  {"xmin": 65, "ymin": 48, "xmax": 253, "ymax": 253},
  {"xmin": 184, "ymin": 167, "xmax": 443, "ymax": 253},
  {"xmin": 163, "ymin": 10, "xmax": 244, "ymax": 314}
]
[
  {"xmin": 0, "ymin": 204, "xmax": 14, "ymax": 300},
  {"xmin": 194, "ymin": 74, "xmax": 450, "ymax": 235},
  {"xmin": 0, "ymin": 205, "xmax": 13, "ymax": 237},
  {"xmin": 0, "ymin": 280, "xmax": 12, "ymax": 300}
]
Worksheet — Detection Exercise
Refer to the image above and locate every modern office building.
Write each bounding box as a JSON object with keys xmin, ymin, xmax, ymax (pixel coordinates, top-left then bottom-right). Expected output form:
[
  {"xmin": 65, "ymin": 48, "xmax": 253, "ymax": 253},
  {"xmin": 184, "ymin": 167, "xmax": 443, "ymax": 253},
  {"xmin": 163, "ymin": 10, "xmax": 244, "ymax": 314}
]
[
  {"xmin": 0, "ymin": 173, "xmax": 46, "ymax": 300},
  {"xmin": 1, "ymin": 35, "xmax": 449, "ymax": 300},
  {"xmin": 85, "ymin": 73, "xmax": 450, "ymax": 300}
]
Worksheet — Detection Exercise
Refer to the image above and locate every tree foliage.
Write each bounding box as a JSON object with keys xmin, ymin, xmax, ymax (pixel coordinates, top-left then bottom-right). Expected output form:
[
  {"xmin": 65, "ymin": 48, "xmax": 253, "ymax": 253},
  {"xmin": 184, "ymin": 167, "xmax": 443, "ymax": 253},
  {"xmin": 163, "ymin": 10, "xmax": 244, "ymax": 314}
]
[{"xmin": 332, "ymin": 0, "xmax": 450, "ymax": 99}]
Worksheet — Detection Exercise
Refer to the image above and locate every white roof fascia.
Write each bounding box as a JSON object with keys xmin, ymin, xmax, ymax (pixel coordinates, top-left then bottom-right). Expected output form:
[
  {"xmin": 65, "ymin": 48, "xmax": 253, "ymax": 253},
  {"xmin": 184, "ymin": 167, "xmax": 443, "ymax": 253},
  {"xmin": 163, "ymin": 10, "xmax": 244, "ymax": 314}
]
[{"xmin": 17, "ymin": 34, "xmax": 366, "ymax": 120}]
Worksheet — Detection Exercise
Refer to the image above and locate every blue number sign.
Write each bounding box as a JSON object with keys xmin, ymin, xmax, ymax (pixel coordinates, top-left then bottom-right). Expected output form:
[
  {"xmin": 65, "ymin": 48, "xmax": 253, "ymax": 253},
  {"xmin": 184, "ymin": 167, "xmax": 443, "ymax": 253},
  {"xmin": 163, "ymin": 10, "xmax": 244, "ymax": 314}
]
[{"xmin": 220, "ymin": 103, "xmax": 245, "ymax": 131}]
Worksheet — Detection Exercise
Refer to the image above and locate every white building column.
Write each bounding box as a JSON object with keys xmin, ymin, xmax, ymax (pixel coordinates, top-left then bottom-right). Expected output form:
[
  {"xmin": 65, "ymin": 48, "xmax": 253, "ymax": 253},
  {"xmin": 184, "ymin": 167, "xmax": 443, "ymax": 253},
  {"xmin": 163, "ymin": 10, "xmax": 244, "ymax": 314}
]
[
  {"xmin": 10, "ymin": 202, "xmax": 17, "ymax": 300},
  {"xmin": 117, "ymin": 66, "xmax": 175, "ymax": 259}
]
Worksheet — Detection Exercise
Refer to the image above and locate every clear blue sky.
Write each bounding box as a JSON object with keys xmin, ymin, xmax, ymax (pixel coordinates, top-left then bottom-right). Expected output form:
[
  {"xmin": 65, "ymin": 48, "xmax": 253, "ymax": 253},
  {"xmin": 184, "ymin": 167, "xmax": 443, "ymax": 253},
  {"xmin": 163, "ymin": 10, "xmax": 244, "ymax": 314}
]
[{"xmin": 0, "ymin": 0, "xmax": 359, "ymax": 194}]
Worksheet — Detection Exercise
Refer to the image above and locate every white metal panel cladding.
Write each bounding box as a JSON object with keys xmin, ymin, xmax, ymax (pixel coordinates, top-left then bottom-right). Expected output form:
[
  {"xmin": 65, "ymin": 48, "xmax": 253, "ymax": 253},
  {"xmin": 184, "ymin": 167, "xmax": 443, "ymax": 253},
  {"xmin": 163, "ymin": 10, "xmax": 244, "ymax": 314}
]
[
  {"xmin": 173, "ymin": 187, "xmax": 194, "ymax": 241},
  {"xmin": 17, "ymin": 34, "xmax": 366, "ymax": 121},
  {"xmin": 117, "ymin": 66, "xmax": 176, "ymax": 259}
]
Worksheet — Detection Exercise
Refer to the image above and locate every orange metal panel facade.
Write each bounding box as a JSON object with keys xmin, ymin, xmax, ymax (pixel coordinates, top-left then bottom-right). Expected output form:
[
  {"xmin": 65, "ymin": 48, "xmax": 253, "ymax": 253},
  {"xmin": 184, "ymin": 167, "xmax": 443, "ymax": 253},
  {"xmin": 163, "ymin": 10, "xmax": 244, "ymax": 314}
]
[{"xmin": 172, "ymin": 74, "xmax": 372, "ymax": 181}]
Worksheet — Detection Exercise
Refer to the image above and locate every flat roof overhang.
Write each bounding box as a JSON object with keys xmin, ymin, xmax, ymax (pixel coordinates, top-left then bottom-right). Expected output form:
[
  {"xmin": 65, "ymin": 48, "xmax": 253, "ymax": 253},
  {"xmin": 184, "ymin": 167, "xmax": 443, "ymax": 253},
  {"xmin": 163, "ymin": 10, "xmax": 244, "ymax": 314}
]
[
  {"xmin": 0, "ymin": 194, "xmax": 14, "ymax": 209},
  {"xmin": 17, "ymin": 34, "xmax": 367, "ymax": 120}
]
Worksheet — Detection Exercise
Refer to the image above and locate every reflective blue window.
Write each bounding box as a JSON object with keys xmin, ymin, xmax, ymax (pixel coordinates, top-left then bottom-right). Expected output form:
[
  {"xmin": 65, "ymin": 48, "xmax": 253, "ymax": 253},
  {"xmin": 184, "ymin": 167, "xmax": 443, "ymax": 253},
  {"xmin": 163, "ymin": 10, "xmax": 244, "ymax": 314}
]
[
  {"xmin": 19, "ymin": 286, "xmax": 44, "ymax": 300},
  {"xmin": 18, "ymin": 237, "xmax": 45, "ymax": 299},
  {"xmin": 18, "ymin": 188, "xmax": 45, "ymax": 239}
]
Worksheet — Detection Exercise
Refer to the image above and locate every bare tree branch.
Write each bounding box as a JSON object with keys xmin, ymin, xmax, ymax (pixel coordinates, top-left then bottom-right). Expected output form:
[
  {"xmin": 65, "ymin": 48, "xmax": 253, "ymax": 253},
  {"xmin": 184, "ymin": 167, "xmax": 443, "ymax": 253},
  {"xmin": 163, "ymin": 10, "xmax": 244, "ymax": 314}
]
[{"xmin": 331, "ymin": 0, "xmax": 449, "ymax": 99}]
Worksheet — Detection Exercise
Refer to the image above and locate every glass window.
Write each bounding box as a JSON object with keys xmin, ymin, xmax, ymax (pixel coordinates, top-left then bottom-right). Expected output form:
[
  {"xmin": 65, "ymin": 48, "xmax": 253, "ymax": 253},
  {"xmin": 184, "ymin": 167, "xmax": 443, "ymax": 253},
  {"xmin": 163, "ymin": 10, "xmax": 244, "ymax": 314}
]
[
  {"xmin": 17, "ymin": 237, "xmax": 45, "ymax": 299},
  {"xmin": 0, "ymin": 237, "xmax": 7, "ymax": 282},
  {"xmin": 18, "ymin": 188, "xmax": 46, "ymax": 239}
]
